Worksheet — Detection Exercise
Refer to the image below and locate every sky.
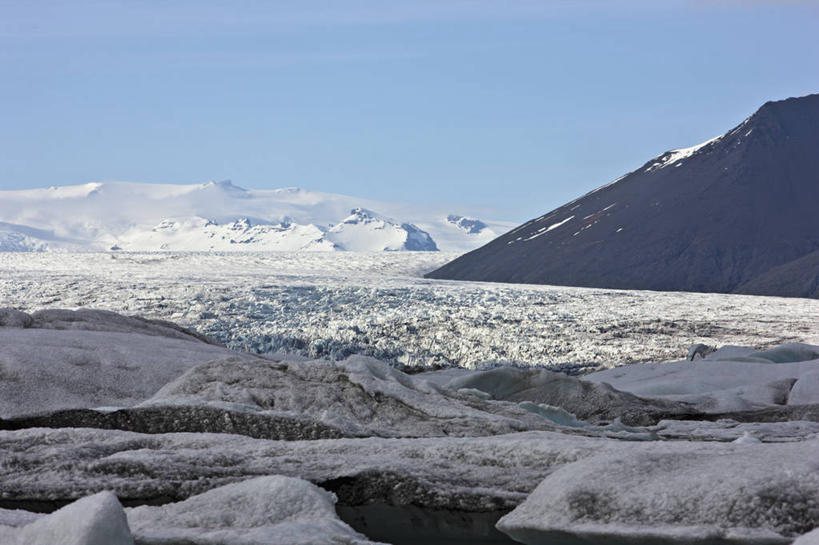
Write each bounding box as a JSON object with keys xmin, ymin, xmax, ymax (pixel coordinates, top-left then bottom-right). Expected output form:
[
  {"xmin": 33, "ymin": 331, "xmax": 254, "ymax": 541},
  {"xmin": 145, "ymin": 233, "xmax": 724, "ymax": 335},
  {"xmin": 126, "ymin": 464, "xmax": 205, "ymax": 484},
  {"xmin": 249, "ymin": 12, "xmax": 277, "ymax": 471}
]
[{"xmin": 1, "ymin": 1, "xmax": 818, "ymax": 222}]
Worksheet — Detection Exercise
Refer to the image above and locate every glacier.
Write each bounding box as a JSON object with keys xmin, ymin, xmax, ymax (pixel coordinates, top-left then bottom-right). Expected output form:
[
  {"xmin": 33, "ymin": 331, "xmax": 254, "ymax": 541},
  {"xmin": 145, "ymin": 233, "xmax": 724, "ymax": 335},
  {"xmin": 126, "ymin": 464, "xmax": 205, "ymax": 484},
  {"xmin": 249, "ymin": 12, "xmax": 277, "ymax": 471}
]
[{"xmin": 2, "ymin": 252, "xmax": 819, "ymax": 370}]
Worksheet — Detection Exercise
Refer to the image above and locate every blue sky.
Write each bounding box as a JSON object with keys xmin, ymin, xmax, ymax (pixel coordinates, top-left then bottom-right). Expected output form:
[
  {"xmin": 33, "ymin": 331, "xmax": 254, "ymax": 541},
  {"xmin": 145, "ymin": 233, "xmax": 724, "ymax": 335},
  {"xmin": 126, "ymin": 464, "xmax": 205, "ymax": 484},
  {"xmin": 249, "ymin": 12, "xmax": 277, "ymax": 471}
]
[{"xmin": 1, "ymin": 1, "xmax": 818, "ymax": 221}]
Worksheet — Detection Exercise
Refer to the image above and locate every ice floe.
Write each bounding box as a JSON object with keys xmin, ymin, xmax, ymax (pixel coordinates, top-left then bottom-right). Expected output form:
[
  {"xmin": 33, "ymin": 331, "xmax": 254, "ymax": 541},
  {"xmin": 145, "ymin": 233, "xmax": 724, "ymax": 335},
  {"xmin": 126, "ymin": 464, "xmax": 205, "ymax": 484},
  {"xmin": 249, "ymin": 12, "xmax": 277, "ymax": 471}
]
[
  {"xmin": 0, "ymin": 492, "xmax": 133, "ymax": 545},
  {"xmin": 0, "ymin": 477, "xmax": 380, "ymax": 545},
  {"xmin": 497, "ymin": 439, "xmax": 819, "ymax": 544},
  {"xmin": 1, "ymin": 427, "xmax": 817, "ymax": 543},
  {"xmin": 127, "ymin": 476, "xmax": 380, "ymax": 545},
  {"xmin": 132, "ymin": 355, "xmax": 571, "ymax": 437},
  {"xmin": 0, "ymin": 309, "xmax": 253, "ymax": 417},
  {"xmin": 586, "ymin": 342, "xmax": 819, "ymax": 412}
]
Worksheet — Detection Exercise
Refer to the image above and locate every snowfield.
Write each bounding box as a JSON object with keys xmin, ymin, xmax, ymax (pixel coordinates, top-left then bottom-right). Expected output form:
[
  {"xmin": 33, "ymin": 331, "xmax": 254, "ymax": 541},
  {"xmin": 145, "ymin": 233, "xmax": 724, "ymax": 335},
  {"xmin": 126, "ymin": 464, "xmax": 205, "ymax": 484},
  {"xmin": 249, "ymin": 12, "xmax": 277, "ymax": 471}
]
[
  {"xmin": 2, "ymin": 252, "xmax": 819, "ymax": 370},
  {"xmin": 0, "ymin": 181, "xmax": 512, "ymax": 253}
]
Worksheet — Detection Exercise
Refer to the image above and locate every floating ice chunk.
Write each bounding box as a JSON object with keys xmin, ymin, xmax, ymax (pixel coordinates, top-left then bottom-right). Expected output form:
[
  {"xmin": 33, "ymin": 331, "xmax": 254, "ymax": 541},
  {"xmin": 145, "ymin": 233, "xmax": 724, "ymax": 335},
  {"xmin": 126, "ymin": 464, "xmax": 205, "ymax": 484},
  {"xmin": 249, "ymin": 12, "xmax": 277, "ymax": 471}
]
[
  {"xmin": 1, "ymin": 492, "xmax": 133, "ymax": 545},
  {"xmin": 444, "ymin": 366, "xmax": 690, "ymax": 426},
  {"xmin": 753, "ymin": 343, "xmax": 819, "ymax": 364},
  {"xmin": 127, "ymin": 476, "xmax": 379, "ymax": 545},
  {"xmin": 586, "ymin": 349, "xmax": 819, "ymax": 412},
  {"xmin": 0, "ymin": 318, "xmax": 249, "ymax": 418},
  {"xmin": 0, "ymin": 508, "xmax": 41, "ymax": 528},
  {"xmin": 497, "ymin": 440, "xmax": 819, "ymax": 544},
  {"xmin": 139, "ymin": 355, "xmax": 557, "ymax": 437}
]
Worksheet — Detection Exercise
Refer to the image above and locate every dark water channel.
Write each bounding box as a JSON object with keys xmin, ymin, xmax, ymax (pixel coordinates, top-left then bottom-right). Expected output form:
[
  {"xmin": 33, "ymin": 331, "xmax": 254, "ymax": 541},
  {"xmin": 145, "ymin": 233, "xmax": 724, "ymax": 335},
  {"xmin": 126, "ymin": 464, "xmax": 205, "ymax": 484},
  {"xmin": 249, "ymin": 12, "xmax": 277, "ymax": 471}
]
[
  {"xmin": 0, "ymin": 495, "xmax": 771, "ymax": 545},
  {"xmin": 336, "ymin": 503, "xmax": 518, "ymax": 545},
  {"xmin": 334, "ymin": 503, "xmax": 763, "ymax": 545}
]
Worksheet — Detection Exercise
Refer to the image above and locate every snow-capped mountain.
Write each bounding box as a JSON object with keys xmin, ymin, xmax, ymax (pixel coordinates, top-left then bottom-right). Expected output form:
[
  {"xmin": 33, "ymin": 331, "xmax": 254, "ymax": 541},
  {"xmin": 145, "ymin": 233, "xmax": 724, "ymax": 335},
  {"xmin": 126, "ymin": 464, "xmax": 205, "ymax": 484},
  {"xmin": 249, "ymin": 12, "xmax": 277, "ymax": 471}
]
[
  {"xmin": 428, "ymin": 93, "xmax": 819, "ymax": 298},
  {"xmin": 324, "ymin": 208, "xmax": 438, "ymax": 251},
  {"xmin": 0, "ymin": 181, "xmax": 512, "ymax": 252}
]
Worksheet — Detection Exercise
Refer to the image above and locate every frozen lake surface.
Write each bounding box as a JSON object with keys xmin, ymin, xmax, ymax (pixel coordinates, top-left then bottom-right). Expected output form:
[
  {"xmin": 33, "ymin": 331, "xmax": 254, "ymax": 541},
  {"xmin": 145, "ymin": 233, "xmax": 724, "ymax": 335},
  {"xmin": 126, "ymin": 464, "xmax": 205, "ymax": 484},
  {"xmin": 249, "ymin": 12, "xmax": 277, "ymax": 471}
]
[{"xmin": 3, "ymin": 252, "xmax": 819, "ymax": 370}]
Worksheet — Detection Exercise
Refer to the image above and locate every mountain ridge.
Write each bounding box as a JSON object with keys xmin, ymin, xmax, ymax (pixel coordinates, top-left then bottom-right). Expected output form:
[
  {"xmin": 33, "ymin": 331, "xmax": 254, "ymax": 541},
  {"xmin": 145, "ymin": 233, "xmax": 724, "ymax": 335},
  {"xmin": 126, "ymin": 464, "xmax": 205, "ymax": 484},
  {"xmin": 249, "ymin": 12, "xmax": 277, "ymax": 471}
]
[
  {"xmin": 427, "ymin": 93, "xmax": 819, "ymax": 298},
  {"xmin": 0, "ymin": 182, "xmax": 513, "ymax": 253}
]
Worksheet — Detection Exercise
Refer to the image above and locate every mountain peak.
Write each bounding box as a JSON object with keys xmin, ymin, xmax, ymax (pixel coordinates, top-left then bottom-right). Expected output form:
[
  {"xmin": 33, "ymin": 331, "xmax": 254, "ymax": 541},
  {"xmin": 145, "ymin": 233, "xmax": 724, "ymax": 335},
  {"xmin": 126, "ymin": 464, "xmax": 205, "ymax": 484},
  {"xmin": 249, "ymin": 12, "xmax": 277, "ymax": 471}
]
[
  {"xmin": 739, "ymin": 92, "xmax": 819, "ymax": 142},
  {"xmin": 447, "ymin": 214, "xmax": 489, "ymax": 235},
  {"xmin": 428, "ymin": 93, "xmax": 819, "ymax": 298},
  {"xmin": 201, "ymin": 179, "xmax": 246, "ymax": 192},
  {"xmin": 756, "ymin": 92, "xmax": 819, "ymax": 114},
  {"xmin": 81, "ymin": 182, "xmax": 104, "ymax": 197},
  {"xmin": 0, "ymin": 181, "xmax": 508, "ymax": 253},
  {"xmin": 342, "ymin": 208, "xmax": 385, "ymax": 224},
  {"xmin": 326, "ymin": 209, "xmax": 437, "ymax": 251}
]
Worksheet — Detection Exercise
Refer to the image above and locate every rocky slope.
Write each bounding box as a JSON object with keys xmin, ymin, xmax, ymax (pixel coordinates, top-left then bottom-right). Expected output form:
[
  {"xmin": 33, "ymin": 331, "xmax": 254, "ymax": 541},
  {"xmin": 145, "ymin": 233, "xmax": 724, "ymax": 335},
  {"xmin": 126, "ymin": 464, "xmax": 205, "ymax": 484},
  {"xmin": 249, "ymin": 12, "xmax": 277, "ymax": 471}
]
[{"xmin": 428, "ymin": 93, "xmax": 819, "ymax": 298}]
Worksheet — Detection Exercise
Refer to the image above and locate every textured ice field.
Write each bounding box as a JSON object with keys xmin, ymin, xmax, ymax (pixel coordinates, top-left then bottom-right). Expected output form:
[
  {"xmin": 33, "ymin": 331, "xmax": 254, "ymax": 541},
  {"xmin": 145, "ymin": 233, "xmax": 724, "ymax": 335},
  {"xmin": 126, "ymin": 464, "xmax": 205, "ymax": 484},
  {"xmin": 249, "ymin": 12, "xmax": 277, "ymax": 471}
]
[{"xmin": 3, "ymin": 252, "xmax": 819, "ymax": 370}]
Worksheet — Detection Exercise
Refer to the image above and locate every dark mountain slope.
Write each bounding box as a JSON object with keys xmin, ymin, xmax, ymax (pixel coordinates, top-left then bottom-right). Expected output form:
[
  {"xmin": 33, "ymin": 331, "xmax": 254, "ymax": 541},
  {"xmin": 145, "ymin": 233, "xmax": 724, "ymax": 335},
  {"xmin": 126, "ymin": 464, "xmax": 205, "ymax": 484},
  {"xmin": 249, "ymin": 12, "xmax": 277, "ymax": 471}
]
[
  {"xmin": 735, "ymin": 249, "xmax": 819, "ymax": 298},
  {"xmin": 427, "ymin": 94, "xmax": 819, "ymax": 297}
]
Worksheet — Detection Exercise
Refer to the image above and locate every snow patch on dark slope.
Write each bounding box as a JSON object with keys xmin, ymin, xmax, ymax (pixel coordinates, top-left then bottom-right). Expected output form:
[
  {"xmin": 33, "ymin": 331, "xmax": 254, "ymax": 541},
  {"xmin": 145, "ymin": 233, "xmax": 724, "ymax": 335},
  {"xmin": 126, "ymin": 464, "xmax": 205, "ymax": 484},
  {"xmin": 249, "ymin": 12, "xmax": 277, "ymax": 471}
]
[{"xmin": 427, "ymin": 93, "xmax": 819, "ymax": 298}]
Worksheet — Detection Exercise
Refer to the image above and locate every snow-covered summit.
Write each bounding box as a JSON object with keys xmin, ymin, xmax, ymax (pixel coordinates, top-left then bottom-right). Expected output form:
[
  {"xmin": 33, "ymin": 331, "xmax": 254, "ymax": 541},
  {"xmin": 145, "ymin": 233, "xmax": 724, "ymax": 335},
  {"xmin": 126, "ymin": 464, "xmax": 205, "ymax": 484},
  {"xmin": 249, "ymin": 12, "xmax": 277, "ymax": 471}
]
[
  {"xmin": 447, "ymin": 214, "xmax": 489, "ymax": 235},
  {"xmin": 0, "ymin": 181, "xmax": 513, "ymax": 253},
  {"xmin": 644, "ymin": 134, "xmax": 724, "ymax": 172},
  {"xmin": 325, "ymin": 208, "xmax": 438, "ymax": 251}
]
